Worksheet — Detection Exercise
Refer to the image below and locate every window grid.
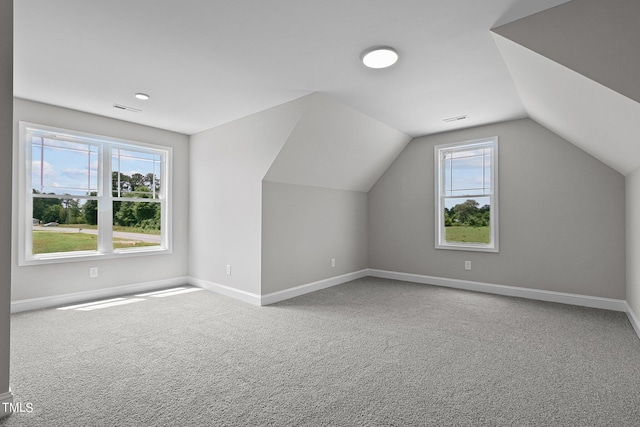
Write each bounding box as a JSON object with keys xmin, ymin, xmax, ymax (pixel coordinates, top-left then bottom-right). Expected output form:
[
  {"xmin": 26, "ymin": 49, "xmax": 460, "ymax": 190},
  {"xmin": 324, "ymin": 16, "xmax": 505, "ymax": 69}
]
[
  {"xmin": 19, "ymin": 121, "xmax": 171, "ymax": 264},
  {"xmin": 435, "ymin": 138, "xmax": 498, "ymax": 252},
  {"xmin": 443, "ymin": 146, "xmax": 492, "ymax": 198},
  {"xmin": 112, "ymin": 148, "xmax": 162, "ymax": 200},
  {"xmin": 32, "ymin": 136, "xmax": 99, "ymax": 195}
]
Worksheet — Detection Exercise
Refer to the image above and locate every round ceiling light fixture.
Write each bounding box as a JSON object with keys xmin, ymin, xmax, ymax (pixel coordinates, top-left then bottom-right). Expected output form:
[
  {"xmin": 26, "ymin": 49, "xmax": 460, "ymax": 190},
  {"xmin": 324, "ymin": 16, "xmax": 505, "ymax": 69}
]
[
  {"xmin": 134, "ymin": 93, "xmax": 150, "ymax": 100},
  {"xmin": 361, "ymin": 46, "xmax": 398, "ymax": 69}
]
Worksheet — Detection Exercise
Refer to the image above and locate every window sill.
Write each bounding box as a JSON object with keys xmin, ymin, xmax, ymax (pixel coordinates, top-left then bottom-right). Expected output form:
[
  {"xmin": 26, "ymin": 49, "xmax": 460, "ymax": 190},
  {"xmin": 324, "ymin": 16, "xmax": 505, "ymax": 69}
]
[
  {"xmin": 19, "ymin": 247, "xmax": 171, "ymax": 266},
  {"xmin": 435, "ymin": 243, "xmax": 499, "ymax": 253}
]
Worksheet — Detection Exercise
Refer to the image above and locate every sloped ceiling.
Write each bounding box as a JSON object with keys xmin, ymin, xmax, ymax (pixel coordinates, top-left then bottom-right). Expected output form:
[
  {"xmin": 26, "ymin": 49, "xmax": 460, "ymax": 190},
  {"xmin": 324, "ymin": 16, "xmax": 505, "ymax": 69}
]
[
  {"xmin": 492, "ymin": 34, "xmax": 640, "ymax": 176},
  {"xmin": 493, "ymin": 0, "xmax": 640, "ymax": 104},
  {"xmin": 14, "ymin": 0, "xmax": 567, "ymax": 136},
  {"xmin": 491, "ymin": 0, "xmax": 640, "ymax": 175},
  {"xmin": 264, "ymin": 93, "xmax": 411, "ymax": 192}
]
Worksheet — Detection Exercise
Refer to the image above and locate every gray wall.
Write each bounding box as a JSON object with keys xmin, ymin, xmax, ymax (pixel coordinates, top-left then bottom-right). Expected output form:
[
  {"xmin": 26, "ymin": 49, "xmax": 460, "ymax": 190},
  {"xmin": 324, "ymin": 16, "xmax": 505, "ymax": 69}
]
[
  {"xmin": 369, "ymin": 118, "xmax": 626, "ymax": 299},
  {"xmin": 11, "ymin": 99, "xmax": 190, "ymax": 302},
  {"xmin": 189, "ymin": 97, "xmax": 307, "ymax": 295},
  {"xmin": 189, "ymin": 93, "xmax": 405, "ymax": 296},
  {"xmin": 626, "ymin": 168, "xmax": 640, "ymax": 316},
  {"xmin": 261, "ymin": 182, "xmax": 368, "ymax": 294},
  {"xmin": 493, "ymin": 0, "xmax": 640, "ymax": 105},
  {"xmin": 0, "ymin": 0, "xmax": 12, "ymax": 413}
]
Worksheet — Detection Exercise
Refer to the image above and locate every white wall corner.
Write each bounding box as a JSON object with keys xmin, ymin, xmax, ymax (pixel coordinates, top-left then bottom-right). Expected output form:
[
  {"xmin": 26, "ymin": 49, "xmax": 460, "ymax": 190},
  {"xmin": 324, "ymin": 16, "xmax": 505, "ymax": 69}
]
[
  {"xmin": 263, "ymin": 92, "xmax": 410, "ymax": 192},
  {"xmin": 11, "ymin": 277, "xmax": 189, "ymax": 313},
  {"xmin": 625, "ymin": 302, "xmax": 640, "ymax": 340},
  {"xmin": 368, "ymin": 269, "xmax": 628, "ymax": 312},
  {"xmin": 188, "ymin": 277, "xmax": 262, "ymax": 306},
  {"xmin": 260, "ymin": 269, "xmax": 369, "ymax": 306},
  {"xmin": 0, "ymin": 389, "xmax": 14, "ymax": 418}
]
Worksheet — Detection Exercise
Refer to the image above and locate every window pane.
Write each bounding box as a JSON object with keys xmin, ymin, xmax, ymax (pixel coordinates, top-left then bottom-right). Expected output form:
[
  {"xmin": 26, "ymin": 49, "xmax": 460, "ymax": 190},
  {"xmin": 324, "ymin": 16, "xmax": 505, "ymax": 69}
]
[
  {"xmin": 444, "ymin": 196, "xmax": 491, "ymax": 244},
  {"xmin": 112, "ymin": 148, "xmax": 161, "ymax": 199},
  {"xmin": 443, "ymin": 145, "xmax": 492, "ymax": 199},
  {"xmin": 32, "ymin": 197, "xmax": 98, "ymax": 254},
  {"xmin": 31, "ymin": 137, "xmax": 98, "ymax": 196},
  {"xmin": 22, "ymin": 123, "xmax": 171, "ymax": 262},
  {"xmin": 112, "ymin": 201, "xmax": 161, "ymax": 250},
  {"xmin": 438, "ymin": 139, "xmax": 497, "ymax": 251},
  {"xmin": 450, "ymin": 156, "xmax": 482, "ymax": 189}
]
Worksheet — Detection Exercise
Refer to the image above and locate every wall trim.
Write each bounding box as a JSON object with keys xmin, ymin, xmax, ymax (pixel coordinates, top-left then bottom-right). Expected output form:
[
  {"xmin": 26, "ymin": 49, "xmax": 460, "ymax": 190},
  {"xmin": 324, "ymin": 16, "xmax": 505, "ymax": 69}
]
[
  {"xmin": 188, "ymin": 277, "xmax": 262, "ymax": 306},
  {"xmin": 13, "ymin": 269, "xmax": 635, "ymax": 339},
  {"xmin": 189, "ymin": 270, "xmax": 369, "ymax": 306},
  {"xmin": 368, "ymin": 269, "xmax": 628, "ymax": 312},
  {"xmin": 11, "ymin": 277, "xmax": 189, "ymax": 313},
  {"xmin": 625, "ymin": 302, "xmax": 640, "ymax": 340},
  {"xmin": 0, "ymin": 389, "xmax": 13, "ymax": 418},
  {"xmin": 260, "ymin": 269, "xmax": 369, "ymax": 306}
]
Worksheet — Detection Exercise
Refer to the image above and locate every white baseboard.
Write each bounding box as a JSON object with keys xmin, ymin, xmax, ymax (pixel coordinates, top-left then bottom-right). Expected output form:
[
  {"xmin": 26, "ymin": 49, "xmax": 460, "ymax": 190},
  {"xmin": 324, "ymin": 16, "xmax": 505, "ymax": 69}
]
[
  {"xmin": 368, "ymin": 269, "xmax": 628, "ymax": 312},
  {"xmin": 260, "ymin": 269, "xmax": 369, "ymax": 306},
  {"xmin": 11, "ymin": 277, "xmax": 189, "ymax": 313},
  {"xmin": 0, "ymin": 389, "xmax": 13, "ymax": 418},
  {"xmin": 188, "ymin": 277, "xmax": 262, "ymax": 306},
  {"xmin": 189, "ymin": 269, "xmax": 369, "ymax": 306},
  {"xmin": 12, "ymin": 268, "xmax": 637, "ymax": 341},
  {"xmin": 625, "ymin": 302, "xmax": 640, "ymax": 340}
]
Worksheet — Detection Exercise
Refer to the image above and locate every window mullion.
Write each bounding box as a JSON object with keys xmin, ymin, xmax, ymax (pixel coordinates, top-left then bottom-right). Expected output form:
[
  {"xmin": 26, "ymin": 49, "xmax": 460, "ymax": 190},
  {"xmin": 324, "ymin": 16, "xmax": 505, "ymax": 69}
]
[
  {"xmin": 489, "ymin": 193, "xmax": 494, "ymax": 245},
  {"xmin": 39, "ymin": 137, "xmax": 44, "ymax": 192},
  {"xmin": 98, "ymin": 144, "xmax": 113, "ymax": 253},
  {"xmin": 440, "ymin": 152, "xmax": 448, "ymax": 245},
  {"xmin": 24, "ymin": 132, "xmax": 34, "ymax": 260},
  {"xmin": 160, "ymin": 151, "xmax": 169, "ymax": 250}
]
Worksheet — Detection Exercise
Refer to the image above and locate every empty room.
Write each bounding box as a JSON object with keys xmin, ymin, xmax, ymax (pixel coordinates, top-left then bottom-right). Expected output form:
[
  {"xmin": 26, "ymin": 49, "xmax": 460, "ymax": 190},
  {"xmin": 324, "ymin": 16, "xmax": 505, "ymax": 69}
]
[{"xmin": 1, "ymin": 0, "xmax": 640, "ymax": 425}]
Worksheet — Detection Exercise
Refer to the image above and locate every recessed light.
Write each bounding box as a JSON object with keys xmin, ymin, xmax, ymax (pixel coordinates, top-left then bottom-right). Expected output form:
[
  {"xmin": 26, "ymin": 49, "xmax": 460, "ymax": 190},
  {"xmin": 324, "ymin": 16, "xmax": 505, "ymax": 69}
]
[
  {"xmin": 361, "ymin": 46, "xmax": 398, "ymax": 69},
  {"xmin": 134, "ymin": 93, "xmax": 150, "ymax": 100}
]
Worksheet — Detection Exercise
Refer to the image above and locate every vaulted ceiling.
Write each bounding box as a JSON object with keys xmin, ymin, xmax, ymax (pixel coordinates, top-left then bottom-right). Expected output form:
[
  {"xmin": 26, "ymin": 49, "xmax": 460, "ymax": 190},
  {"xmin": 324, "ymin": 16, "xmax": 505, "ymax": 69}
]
[
  {"xmin": 264, "ymin": 93, "xmax": 411, "ymax": 192},
  {"xmin": 14, "ymin": 0, "xmax": 567, "ymax": 136},
  {"xmin": 13, "ymin": 1, "xmax": 640, "ymax": 176},
  {"xmin": 492, "ymin": 0, "xmax": 640, "ymax": 175}
]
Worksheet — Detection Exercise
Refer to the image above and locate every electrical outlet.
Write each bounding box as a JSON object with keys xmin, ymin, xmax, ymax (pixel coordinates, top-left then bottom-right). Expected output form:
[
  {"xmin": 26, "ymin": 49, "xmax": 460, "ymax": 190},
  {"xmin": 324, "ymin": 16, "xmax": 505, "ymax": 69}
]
[
  {"xmin": 89, "ymin": 267, "xmax": 98, "ymax": 278},
  {"xmin": 226, "ymin": 265, "xmax": 231, "ymax": 275},
  {"xmin": 464, "ymin": 261, "xmax": 471, "ymax": 271},
  {"xmin": 331, "ymin": 258, "xmax": 336, "ymax": 268}
]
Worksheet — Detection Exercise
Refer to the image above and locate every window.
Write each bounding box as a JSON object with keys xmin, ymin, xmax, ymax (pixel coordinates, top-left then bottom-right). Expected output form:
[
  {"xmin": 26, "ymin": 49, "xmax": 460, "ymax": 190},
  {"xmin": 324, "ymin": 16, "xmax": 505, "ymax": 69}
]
[
  {"xmin": 434, "ymin": 137, "xmax": 498, "ymax": 252},
  {"xmin": 19, "ymin": 122, "xmax": 172, "ymax": 264}
]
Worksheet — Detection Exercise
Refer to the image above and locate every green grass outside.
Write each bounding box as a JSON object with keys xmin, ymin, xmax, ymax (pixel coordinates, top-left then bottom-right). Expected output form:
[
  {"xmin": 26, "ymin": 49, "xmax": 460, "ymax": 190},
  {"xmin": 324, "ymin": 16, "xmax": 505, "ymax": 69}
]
[
  {"xmin": 445, "ymin": 225, "xmax": 490, "ymax": 244},
  {"xmin": 112, "ymin": 225, "xmax": 160, "ymax": 235},
  {"xmin": 56, "ymin": 224, "xmax": 160, "ymax": 236},
  {"xmin": 32, "ymin": 231, "xmax": 158, "ymax": 254}
]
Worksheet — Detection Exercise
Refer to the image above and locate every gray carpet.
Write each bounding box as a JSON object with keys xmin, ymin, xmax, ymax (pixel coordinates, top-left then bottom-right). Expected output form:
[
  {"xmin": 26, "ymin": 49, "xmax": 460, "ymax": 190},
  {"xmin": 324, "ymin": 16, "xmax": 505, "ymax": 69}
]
[{"xmin": 1, "ymin": 277, "xmax": 640, "ymax": 426}]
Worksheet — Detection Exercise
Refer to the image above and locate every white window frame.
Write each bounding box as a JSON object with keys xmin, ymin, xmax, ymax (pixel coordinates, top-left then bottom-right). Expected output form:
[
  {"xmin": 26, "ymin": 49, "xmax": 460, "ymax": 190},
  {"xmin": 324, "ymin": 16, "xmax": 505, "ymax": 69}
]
[
  {"xmin": 434, "ymin": 137, "xmax": 499, "ymax": 253},
  {"xmin": 18, "ymin": 121, "xmax": 173, "ymax": 265}
]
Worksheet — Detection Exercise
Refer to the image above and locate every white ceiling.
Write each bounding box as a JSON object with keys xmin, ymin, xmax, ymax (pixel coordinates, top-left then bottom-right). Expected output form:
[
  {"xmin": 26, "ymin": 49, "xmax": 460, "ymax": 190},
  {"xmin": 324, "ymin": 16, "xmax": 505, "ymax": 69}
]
[
  {"xmin": 491, "ymin": 0, "xmax": 640, "ymax": 176},
  {"xmin": 493, "ymin": 34, "xmax": 640, "ymax": 176},
  {"xmin": 264, "ymin": 93, "xmax": 411, "ymax": 192},
  {"xmin": 13, "ymin": 0, "xmax": 568, "ymax": 137},
  {"xmin": 493, "ymin": 0, "xmax": 640, "ymax": 105}
]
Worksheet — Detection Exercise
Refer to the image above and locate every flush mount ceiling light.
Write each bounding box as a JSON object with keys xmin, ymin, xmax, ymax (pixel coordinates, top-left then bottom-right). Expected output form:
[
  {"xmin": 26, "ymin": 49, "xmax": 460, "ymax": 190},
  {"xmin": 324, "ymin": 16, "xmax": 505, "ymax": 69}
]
[
  {"xmin": 134, "ymin": 93, "xmax": 150, "ymax": 100},
  {"xmin": 361, "ymin": 46, "xmax": 398, "ymax": 69}
]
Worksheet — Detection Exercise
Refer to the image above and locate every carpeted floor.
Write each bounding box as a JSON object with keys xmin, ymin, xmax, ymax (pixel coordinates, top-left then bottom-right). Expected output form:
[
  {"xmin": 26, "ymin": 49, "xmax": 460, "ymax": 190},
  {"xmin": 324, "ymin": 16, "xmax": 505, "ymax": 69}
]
[{"xmin": 1, "ymin": 277, "xmax": 640, "ymax": 426}]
